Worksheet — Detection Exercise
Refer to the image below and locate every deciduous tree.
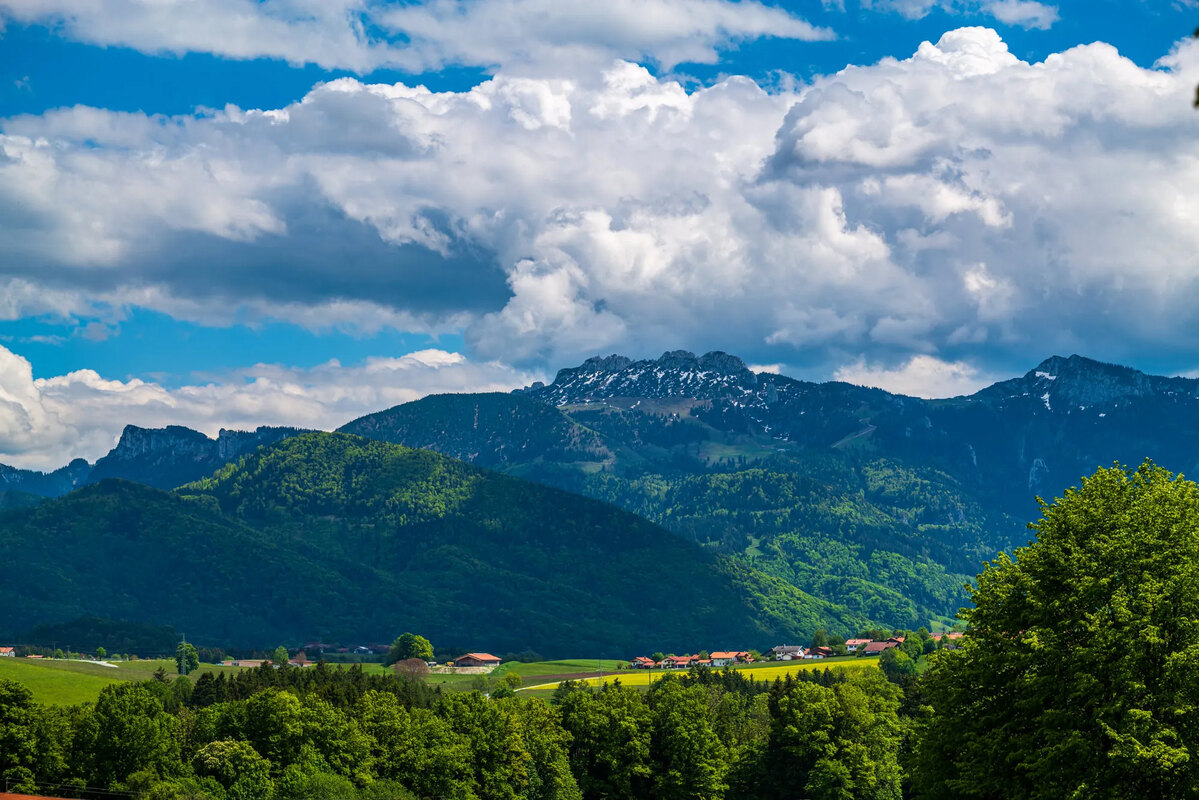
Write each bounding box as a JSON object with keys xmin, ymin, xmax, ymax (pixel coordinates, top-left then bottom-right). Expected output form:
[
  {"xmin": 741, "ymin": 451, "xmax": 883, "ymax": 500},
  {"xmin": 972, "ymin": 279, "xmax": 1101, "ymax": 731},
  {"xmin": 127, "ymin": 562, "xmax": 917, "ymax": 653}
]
[
  {"xmin": 385, "ymin": 633, "xmax": 434, "ymax": 667},
  {"xmin": 176, "ymin": 641, "xmax": 199, "ymax": 676},
  {"xmin": 916, "ymin": 463, "xmax": 1199, "ymax": 798}
]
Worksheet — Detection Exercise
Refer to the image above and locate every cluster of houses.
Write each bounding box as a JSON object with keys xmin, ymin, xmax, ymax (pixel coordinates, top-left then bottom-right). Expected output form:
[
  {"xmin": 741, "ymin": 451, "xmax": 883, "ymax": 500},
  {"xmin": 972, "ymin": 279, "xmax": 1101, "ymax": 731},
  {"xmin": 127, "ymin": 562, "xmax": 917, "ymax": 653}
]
[
  {"xmin": 226, "ymin": 651, "xmax": 503, "ymax": 669},
  {"xmin": 630, "ymin": 633, "xmax": 965, "ymax": 669},
  {"xmin": 630, "ymin": 651, "xmax": 754, "ymax": 670}
]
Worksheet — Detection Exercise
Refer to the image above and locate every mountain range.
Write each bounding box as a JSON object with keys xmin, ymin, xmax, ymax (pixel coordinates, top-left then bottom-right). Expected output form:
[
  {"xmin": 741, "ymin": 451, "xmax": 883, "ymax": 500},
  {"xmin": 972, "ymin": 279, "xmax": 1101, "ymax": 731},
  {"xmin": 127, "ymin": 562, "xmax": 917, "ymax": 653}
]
[
  {"xmin": 3, "ymin": 351, "xmax": 1195, "ymax": 651},
  {"xmin": 0, "ymin": 433, "xmax": 856, "ymax": 653}
]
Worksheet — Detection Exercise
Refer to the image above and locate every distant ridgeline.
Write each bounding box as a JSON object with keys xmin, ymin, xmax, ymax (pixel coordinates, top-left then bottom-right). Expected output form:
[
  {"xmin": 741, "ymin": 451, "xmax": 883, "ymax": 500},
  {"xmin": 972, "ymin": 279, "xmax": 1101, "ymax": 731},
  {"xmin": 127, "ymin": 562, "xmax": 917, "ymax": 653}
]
[
  {"xmin": 0, "ymin": 424, "xmax": 310, "ymax": 495},
  {"xmin": 4, "ymin": 351, "xmax": 1198, "ymax": 649}
]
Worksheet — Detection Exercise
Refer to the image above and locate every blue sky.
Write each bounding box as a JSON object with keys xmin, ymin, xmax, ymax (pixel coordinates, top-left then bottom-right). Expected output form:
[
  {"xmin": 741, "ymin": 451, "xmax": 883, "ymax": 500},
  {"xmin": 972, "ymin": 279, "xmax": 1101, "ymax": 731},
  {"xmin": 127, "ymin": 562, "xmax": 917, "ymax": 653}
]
[{"xmin": 0, "ymin": 0, "xmax": 1198, "ymax": 467}]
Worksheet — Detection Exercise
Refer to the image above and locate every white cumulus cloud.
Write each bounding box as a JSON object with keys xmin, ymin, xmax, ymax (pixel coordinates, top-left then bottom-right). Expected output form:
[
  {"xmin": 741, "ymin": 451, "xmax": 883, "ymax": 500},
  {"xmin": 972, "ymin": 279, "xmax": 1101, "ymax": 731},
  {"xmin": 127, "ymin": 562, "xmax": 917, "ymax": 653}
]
[
  {"xmin": 835, "ymin": 355, "xmax": 998, "ymax": 398},
  {"xmin": 861, "ymin": 0, "xmax": 1058, "ymax": 29},
  {"xmin": 0, "ymin": 0, "xmax": 829, "ymax": 73},
  {"xmin": 2, "ymin": 28, "xmax": 1199, "ymax": 378},
  {"xmin": 0, "ymin": 345, "xmax": 538, "ymax": 470}
]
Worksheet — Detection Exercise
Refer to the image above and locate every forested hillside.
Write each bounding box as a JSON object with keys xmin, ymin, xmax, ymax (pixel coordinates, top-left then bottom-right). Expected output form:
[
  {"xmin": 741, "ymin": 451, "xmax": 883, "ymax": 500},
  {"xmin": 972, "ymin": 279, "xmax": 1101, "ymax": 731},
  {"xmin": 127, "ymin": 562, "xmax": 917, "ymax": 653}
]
[
  {"xmin": 6, "ymin": 350, "xmax": 1192, "ymax": 636},
  {"xmin": 341, "ymin": 351, "xmax": 1199, "ymax": 630},
  {"xmin": 0, "ymin": 433, "xmax": 870, "ymax": 653}
]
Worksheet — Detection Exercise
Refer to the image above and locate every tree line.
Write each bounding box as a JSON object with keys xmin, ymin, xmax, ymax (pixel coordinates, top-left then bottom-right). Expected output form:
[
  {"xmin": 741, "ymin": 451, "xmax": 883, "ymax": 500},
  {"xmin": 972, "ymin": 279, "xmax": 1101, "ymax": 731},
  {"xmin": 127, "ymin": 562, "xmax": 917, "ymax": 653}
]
[{"xmin": 0, "ymin": 663, "xmax": 904, "ymax": 800}]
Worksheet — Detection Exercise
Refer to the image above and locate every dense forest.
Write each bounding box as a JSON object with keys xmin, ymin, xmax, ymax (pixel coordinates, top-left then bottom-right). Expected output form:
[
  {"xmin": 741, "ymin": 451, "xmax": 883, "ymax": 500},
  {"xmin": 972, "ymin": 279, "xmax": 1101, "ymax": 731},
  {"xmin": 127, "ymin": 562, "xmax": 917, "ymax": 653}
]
[
  {"xmin": 4, "ymin": 462, "xmax": 1198, "ymax": 799},
  {"xmin": 0, "ymin": 433, "xmax": 873, "ymax": 653},
  {"xmin": 0, "ymin": 657, "xmax": 909, "ymax": 800}
]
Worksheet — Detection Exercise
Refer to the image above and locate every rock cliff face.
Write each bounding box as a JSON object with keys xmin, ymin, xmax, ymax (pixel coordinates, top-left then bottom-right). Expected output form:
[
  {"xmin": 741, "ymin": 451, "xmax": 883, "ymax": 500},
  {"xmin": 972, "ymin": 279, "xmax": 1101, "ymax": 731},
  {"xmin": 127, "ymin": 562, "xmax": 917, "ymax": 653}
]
[
  {"xmin": 0, "ymin": 425, "xmax": 309, "ymax": 496},
  {"xmin": 217, "ymin": 427, "xmax": 307, "ymax": 461},
  {"xmin": 94, "ymin": 426, "xmax": 213, "ymax": 464},
  {"xmin": 87, "ymin": 425, "xmax": 309, "ymax": 490}
]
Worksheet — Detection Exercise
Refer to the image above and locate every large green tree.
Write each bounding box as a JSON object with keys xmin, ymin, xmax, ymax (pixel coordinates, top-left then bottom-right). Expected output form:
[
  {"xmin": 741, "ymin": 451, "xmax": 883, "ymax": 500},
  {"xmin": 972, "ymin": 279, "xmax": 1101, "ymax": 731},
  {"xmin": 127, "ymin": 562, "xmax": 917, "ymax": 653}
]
[
  {"xmin": 915, "ymin": 463, "xmax": 1199, "ymax": 798},
  {"xmin": 757, "ymin": 672, "xmax": 902, "ymax": 799},
  {"xmin": 558, "ymin": 686, "xmax": 653, "ymax": 800},
  {"xmin": 193, "ymin": 739, "xmax": 274, "ymax": 800},
  {"xmin": 647, "ymin": 678, "xmax": 728, "ymax": 800},
  {"xmin": 0, "ymin": 679, "xmax": 38, "ymax": 790},
  {"xmin": 175, "ymin": 641, "xmax": 199, "ymax": 676},
  {"xmin": 76, "ymin": 683, "xmax": 180, "ymax": 788},
  {"xmin": 385, "ymin": 633, "xmax": 434, "ymax": 667},
  {"xmin": 355, "ymin": 691, "xmax": 475, "ymax": 800}
]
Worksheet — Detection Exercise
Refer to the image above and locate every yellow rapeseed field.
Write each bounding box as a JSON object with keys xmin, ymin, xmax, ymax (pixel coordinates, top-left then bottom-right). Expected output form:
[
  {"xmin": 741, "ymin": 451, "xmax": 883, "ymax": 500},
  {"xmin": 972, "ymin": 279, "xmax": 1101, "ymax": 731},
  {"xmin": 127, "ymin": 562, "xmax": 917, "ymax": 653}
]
[{"xmin": 524, "ymin": 658, "xmax": 879, "ymax": 691}]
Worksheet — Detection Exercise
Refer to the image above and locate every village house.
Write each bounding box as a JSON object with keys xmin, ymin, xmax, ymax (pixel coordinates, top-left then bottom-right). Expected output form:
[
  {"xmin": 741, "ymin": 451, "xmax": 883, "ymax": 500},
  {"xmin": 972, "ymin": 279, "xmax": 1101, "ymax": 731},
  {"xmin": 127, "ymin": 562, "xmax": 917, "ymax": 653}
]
[
  {"xmin": 231, "ymin": 659, "xmax": 266, "ymax": 667},
  {"xmin": 709, "ymin": 651, "xmax": 751, "ymax": 667},
  {"xmin": 931, "ymin": 632, "xmax": 964, "ymax": 650},
  {"xmin": 806, "ymin": 646, "xmax": 835, "ymax": 659},
  {"xmin": 453, "ymin": 652, "xmax": 501, "ymax": 668},
  {"xmin": 630, "ymin": 656, "xmax": 656, "ymax": 669},
  {"xmin": 0, "ymin": 646, "xmax": 14, "ymax": 657},
  {"xmin": 770, "ymin": 645, "xmax": 805, "ymax": 660},
  {"xmin": 845, "ymin": 638, "xmax": 871, "ymax": 653},
  {"xmin": 661, "ymin": 655, "xmax": 695, "ymax": 669},
  {"xmin": 862, "ymin": 641, "xmax": 898, "ymax": 656},
  {"xmin": 288, "ymin": 651, "xmax": 312, "ymax": 667}
]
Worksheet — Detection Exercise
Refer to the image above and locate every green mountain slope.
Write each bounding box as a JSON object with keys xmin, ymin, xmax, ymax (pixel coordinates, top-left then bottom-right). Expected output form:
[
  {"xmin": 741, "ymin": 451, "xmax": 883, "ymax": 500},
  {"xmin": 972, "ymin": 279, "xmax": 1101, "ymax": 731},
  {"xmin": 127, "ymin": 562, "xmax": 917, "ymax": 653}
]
[
  {"xmin": 341, "ymin": 392, "xmax": 612, "ymax": 470},
  {"xmin": 0, "ymin": 433, "xmax": 871, "ymax": 653},
  {"xmin": 339, "ymin": 392, "xmax": 982, "ymax": 629}
]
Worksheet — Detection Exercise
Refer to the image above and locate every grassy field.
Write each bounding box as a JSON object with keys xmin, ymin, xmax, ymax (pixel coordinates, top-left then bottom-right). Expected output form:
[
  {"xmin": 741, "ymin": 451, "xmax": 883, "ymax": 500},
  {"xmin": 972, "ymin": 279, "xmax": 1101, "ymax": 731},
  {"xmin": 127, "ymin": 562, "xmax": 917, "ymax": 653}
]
[
  {"xmin": 0, "ymin": 658, "xmax": 133, "ymax": 705},
  {"xmin": 497, "ymin": 659, "xmax": 624, "ymax": 677},
  {"xmin": 0, "ymin": 658, "xmax": 265, "ymax": 704}
]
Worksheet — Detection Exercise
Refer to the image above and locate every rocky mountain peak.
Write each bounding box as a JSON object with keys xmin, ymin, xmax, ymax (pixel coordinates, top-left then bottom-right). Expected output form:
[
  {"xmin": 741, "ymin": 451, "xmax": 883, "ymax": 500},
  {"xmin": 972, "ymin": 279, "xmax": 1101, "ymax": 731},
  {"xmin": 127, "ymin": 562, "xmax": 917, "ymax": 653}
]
[
  {"xmin": 976, "ymin": 354, "xmax": 1199, "ymax": 411},
  {"xmin": 110, "ymin": 425, "xmax": 212, "ymax": 460},
  {"xmin": 521, "ymin": 350, "xmax": 759, "ymax": 405},
  {"xmin": 579, "ymin": 354, "xmax": 634, "ymax": 372}
]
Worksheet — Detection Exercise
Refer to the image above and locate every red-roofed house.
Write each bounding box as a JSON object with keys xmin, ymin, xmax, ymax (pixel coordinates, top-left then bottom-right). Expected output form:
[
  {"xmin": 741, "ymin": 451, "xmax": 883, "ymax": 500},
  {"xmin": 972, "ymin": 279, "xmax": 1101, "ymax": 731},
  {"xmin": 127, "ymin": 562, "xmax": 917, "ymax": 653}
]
[
  {"xmin": 806, "ymin": 646, "xmax": 835, "ymax": 659},
  {"xmin": 931, "ymin": 632, "xmax": 964, "ymax": 650},
  {"xmin": 709, "ymin": 651, "xmax": 751, "ymax": 666},
  {"xmin": 0, "ymin": 647, "xmax": 14, "ymax": 657},
  {"xmin": 631, "ymin": 656, "xmax": 656, "ymax": 669},
  {"xmin": 863, "ymin": 641, "xmax": 898, "ymax": 656},
  {"xmin": 454, "ymin": 653, "xmax": 501, "ymax": 668},
  {"xmin": 662, "ymin": 655, "xmax": 694, "ymax": 669},
  {"xmin": 845, "ymin": 639, "xmax": 871, "ymax": 653}
]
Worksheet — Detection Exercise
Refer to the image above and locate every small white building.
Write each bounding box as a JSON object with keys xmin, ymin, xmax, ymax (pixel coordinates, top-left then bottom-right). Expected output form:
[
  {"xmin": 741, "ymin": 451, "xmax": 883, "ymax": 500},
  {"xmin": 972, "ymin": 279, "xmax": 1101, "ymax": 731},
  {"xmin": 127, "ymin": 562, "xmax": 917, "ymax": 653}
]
[{"xmin": 771, "ymin": 645, "xmax": 805, "ymax": 661}]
